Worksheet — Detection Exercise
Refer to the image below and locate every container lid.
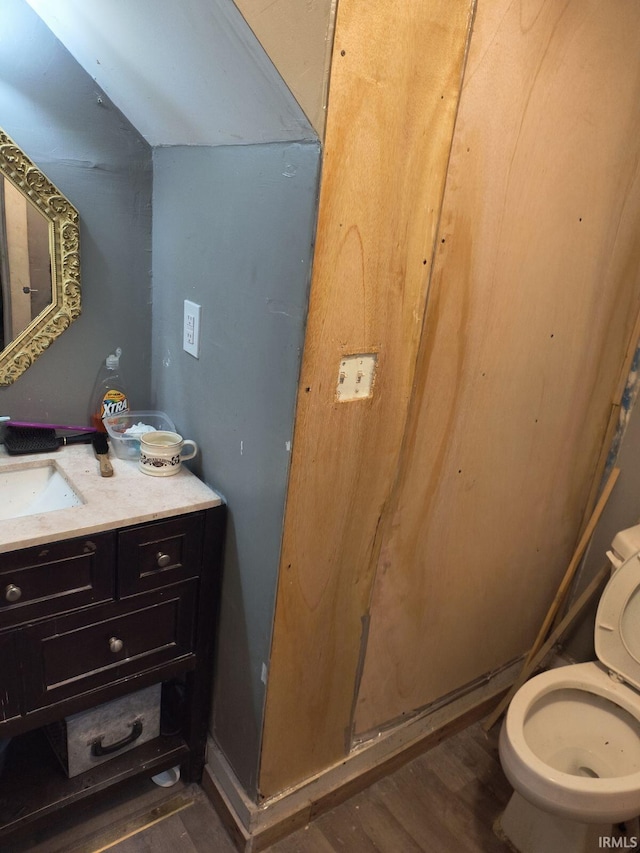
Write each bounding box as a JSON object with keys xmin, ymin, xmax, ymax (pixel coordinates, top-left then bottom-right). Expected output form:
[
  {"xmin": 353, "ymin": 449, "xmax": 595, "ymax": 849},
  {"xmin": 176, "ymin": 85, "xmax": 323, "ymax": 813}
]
[{"xmin": 595, "ymin": 550, "xmax": 640, "ymax": 690}]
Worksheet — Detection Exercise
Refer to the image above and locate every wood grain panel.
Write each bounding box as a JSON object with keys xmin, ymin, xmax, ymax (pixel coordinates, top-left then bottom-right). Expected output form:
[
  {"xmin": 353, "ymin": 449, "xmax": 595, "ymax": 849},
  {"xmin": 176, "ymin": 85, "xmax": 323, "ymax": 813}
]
[
  {"xmin": 233, "ymin": 0, "xmax": 336, "ymax": 136},
  {"xmin": 354, "ymin": 0, "xmax": 640, "ymax": 735},
  {"xmin": 258, "ymin": 0, "xmax": 476, "ymax": 796}
]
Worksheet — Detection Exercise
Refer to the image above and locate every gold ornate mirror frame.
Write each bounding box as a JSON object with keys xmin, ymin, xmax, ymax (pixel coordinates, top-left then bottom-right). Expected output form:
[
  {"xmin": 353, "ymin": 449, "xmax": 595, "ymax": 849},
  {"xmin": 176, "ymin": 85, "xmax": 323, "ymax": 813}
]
[{"xmin": 0, "ymin": 128, "xmax": 80, "ymax": 385}]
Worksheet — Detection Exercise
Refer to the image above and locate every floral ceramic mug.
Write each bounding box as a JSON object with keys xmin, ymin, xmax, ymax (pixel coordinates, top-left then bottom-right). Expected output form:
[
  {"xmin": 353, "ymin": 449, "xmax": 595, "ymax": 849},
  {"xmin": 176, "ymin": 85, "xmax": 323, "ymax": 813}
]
[{"xmin": 139, "ymin": 431, "xmax": 198, "ymax": 476}]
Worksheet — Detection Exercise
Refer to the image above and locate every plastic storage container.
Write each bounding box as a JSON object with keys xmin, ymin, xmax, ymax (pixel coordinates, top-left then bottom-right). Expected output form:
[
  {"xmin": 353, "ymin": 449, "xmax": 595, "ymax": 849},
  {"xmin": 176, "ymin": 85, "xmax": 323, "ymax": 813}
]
[{"xmin": 104, "ymin": 411, "xmax": 176, "ymax": 460}]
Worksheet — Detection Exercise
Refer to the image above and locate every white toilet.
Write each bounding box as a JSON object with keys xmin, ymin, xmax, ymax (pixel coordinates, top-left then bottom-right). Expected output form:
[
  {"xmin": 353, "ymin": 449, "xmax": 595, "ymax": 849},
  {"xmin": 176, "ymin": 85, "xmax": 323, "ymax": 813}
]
[{"xmin": 497, "ymin": 523, "xmax": 640, "ymax": 853}]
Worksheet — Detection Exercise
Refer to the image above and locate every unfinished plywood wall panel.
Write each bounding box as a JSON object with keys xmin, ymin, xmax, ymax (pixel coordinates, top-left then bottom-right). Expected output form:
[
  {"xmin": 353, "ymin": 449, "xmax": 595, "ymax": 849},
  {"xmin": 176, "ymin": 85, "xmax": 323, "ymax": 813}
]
[
  {"xmin": 233, "ymin": 0, "xmax": 337, "ymax": 136},
  {"xmin": 354, "ymin": 0, "xmax": 640, "ymax": 736},
  {"xmin": 258, "ymin": 0, "xmax": 476, "ymax": 797}
]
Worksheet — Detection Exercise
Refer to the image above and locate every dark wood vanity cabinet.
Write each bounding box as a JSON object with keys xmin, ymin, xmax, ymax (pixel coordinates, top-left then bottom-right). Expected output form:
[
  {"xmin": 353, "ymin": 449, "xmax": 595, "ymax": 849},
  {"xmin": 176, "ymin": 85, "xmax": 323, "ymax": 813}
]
[
  {"xmin": 0, "ymin": 632, "xmax": 21, "ymax": 724},
  {"xmin": 0, "ymin": 504, "xmax": 226, "ymax": 839}
]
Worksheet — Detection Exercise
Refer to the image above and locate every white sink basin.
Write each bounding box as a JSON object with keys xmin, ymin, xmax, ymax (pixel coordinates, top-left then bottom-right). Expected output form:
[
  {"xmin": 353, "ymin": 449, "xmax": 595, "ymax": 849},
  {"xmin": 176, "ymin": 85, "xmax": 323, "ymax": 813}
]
[{"xmin": 0, "ymin": 463, "xmax": 83, "ymax": 520}]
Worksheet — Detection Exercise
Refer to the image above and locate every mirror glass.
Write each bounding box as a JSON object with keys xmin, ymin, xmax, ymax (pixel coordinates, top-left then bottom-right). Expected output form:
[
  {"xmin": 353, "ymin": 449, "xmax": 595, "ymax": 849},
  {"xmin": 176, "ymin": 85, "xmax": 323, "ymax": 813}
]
[{"xmin": 0, "ymin": 128, "xmax": 80, "ymax": 385}]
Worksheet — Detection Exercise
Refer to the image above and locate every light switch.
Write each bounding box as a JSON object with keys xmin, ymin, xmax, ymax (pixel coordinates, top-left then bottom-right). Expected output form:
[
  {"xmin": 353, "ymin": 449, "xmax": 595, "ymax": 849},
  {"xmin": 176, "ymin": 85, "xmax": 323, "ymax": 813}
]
[{"xmin": 336, "ymin": 354, "xmax": 377, "ymax": 401}]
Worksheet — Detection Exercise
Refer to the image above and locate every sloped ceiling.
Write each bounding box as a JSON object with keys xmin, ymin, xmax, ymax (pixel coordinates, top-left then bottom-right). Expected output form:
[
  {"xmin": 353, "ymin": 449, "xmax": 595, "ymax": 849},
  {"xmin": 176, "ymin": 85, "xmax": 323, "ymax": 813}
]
[{"xmin": 25, "ymin": 0, "xmax": 316, "ymax": 147}]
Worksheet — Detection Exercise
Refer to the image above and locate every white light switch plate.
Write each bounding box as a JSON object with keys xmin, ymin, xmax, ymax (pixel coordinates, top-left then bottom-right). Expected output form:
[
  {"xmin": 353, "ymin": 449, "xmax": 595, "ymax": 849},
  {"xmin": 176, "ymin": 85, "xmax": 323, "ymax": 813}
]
[{"xmin": 336, "ymin": 354, "xmax": 377, "ymax": 401}]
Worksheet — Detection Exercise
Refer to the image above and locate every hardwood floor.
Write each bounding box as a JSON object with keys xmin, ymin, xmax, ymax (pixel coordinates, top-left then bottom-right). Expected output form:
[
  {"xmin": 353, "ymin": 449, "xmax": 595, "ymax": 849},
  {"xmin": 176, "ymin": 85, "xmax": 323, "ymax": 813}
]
[{"xmin": 5, "ymin": 721, "xmax": 514, "ymax": 853}]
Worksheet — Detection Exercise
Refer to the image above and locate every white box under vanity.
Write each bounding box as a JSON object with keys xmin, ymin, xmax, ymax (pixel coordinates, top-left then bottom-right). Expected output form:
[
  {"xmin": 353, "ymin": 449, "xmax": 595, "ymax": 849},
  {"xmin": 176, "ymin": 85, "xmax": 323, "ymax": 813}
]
[{"xmin": 0, "ymin": 444, "xmax": 225, "ymax": 842}]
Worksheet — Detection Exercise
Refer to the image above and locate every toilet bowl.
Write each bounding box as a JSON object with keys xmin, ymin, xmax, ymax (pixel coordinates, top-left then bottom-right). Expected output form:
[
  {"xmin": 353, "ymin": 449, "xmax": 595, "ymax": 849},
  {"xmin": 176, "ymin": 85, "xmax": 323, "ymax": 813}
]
[
  {"xmin": 497, "ymin": 522, "xmax": 640, "ymax": 852},
  {"xmin": 500, "ymin": 661, "xmax": 640, "ymax": 823}
]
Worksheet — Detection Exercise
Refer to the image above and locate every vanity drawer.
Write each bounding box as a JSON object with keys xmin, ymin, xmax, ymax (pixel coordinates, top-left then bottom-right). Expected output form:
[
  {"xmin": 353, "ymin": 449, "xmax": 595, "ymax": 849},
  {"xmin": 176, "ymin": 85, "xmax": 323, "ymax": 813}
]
[
  {"xmin": 118, "ymin": 514, "xmax": 204, "ymax": 597},
  {"xmin": 20, "ymin": 582, "xmax": 197, "ymax": 711},
  {"xmin": 0, "ymin": 534, "xmax": 115, "ymax": 628}
]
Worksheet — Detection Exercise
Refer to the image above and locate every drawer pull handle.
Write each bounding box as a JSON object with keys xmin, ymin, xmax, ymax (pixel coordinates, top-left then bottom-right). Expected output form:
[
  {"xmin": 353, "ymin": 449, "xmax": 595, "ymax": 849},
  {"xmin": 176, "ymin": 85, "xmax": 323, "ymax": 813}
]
[
  {"xmin": 91, "ymin": 719, "xmax": 143, "ymax": 756},
  {"xmin": 109, "ymin": 636, "xmax": 124, "ymax": 654},
  {"xmin": 156, "ymin": 552, "xmax": 171, "ymax": 568},
  {"xmin": 5, "ymin": 584, "xmax": 21, "ymax": 603}
]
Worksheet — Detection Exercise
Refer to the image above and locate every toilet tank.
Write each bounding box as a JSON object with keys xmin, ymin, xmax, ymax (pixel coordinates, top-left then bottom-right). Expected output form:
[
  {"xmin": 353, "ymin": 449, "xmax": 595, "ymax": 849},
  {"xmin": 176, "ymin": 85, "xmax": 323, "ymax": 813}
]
[{"xmin": 607, "ymin": 522, "xmax": 640, "ymax": 570}]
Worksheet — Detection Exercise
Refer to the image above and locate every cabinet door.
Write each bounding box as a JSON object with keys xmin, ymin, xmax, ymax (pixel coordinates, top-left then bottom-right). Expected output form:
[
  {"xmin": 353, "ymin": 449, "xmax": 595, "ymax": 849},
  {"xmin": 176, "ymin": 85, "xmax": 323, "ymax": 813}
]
[
  {"xmin": 0, "ymin": 632, "xmax": 20, "ymax": 723},
  {"xmin": 20, "ymin": 582, "xmax": 197, "ymax": 711},
  {"xmin": 0, "ymin": 533, "xmax": 115, "ymax": 628}
]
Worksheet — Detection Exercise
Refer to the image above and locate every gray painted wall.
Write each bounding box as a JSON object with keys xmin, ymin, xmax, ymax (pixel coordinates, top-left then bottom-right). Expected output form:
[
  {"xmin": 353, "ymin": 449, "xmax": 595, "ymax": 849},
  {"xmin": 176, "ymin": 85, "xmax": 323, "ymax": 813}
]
[
  {"xmin": 0, "ymin": 0, "xmax": 152, "ymax": 424},
  {"xmin": 151, "ymin": 143, "xmax": 320, "ymax": 791},
  {"xmin": 5, "ymin": 0, "xmax": 321, "ymax": 799}
]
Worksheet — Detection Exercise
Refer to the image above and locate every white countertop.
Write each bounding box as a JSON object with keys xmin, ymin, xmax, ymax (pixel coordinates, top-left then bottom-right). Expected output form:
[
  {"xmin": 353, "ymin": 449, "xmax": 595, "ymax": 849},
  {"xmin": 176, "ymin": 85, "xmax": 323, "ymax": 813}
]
[{"xmin": 0, "ymin": 444, "xmax": 223, "ymax": 553}]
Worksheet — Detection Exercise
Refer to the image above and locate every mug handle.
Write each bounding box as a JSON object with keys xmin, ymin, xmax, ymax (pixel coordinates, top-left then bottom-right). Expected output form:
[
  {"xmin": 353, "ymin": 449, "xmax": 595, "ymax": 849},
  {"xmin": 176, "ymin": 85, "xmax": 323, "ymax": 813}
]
[{"xmin": 180, "ymin": 440, "xmax": 198, "ymax": 461}]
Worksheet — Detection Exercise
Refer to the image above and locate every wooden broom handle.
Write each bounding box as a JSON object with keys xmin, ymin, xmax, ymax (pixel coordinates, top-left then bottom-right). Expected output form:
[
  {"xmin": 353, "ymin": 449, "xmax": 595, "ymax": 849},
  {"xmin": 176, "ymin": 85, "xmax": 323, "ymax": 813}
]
[
  {"xmin": 483, "ymin": 562, "xmax": 610, "ymax": 731},
  {"xmin": 524, "ymin": 466, "xmax": 619, "ymax": 668},
  {"xmin": 482, "ymin": 466, "xmax": 620, "ymax": 733}
]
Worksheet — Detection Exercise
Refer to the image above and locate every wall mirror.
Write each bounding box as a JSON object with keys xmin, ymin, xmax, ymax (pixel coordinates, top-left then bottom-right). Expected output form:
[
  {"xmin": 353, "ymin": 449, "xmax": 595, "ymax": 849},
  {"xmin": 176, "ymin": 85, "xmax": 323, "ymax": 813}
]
[{"xmin": 0, "ymin": 127, "xmax": 80, "ymax": 385}]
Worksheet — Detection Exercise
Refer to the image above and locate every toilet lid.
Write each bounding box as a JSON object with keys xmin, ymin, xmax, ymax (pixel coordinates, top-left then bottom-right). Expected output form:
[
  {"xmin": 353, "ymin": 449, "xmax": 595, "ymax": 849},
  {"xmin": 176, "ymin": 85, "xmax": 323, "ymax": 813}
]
[{"xmin": 595, "ymin": 552, "xmax": 640, "ymax": 690}]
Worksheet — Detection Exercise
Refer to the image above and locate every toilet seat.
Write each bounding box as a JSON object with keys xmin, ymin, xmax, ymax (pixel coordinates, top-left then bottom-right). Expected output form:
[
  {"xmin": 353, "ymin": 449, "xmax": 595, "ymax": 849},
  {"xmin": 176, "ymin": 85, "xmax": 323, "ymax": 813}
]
[{"xmin": 595, "ymin": 550, "xmax": 640, "ymax": 690}]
